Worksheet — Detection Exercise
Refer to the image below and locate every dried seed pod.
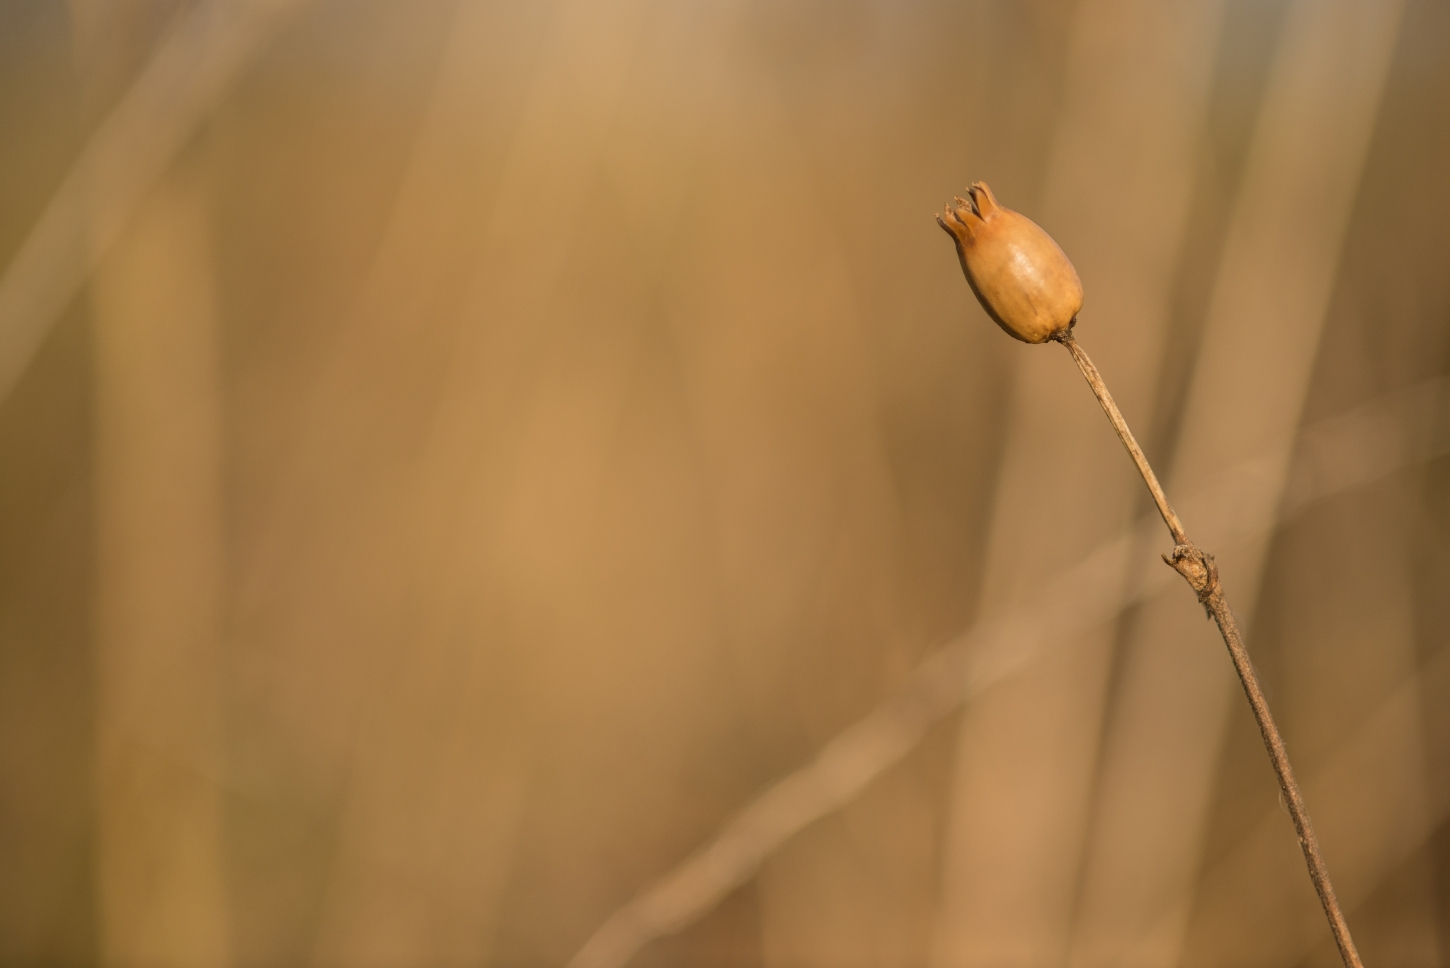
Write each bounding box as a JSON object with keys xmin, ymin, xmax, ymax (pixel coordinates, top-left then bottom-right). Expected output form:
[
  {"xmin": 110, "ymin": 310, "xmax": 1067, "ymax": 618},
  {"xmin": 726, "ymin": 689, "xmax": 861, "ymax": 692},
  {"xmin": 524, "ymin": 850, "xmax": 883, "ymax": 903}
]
[{"xmin": 937, "ymin": 182, "xmax": 1082, "ymax": 344}]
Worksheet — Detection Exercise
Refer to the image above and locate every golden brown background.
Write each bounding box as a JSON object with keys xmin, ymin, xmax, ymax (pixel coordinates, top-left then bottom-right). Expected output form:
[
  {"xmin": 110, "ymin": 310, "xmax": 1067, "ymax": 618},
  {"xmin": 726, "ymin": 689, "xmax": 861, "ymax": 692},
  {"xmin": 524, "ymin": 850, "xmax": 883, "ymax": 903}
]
[{"xmin": 1, "ymin": 0, "xmax": 1448, "ymax": 966}]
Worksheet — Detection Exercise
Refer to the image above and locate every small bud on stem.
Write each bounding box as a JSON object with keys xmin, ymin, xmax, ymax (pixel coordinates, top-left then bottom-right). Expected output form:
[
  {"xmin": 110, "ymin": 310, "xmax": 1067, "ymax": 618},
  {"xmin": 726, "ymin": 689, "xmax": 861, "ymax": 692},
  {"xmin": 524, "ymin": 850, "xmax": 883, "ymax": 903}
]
[
  {"xmin": 937, "ymin": 182, "xmax": 1082, "ymax": 343},
  {"xmin": 939, "ymin": 184, "xmax": 1364, "ymax": 968}
]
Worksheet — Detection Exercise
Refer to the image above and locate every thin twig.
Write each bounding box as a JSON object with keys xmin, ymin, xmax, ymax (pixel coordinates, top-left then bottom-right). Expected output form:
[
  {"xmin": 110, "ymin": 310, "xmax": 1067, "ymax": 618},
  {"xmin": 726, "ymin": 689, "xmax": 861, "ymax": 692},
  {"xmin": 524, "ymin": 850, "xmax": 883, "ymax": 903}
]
[
  {"xmin": 1054, "ymin": 330, "xmax": 1188, "ymax": 546},
  {"xmin": 1051, "ymin": 326, "xmax": 1363, "ymax": 968}
]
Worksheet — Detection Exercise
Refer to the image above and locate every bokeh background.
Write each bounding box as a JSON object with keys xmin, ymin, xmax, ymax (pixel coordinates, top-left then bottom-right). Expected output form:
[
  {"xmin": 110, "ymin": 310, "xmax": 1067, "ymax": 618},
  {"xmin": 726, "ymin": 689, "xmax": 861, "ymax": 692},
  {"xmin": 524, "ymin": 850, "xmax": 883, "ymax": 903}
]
[{"xmin": 2, "ymin": 0, "xmax": 1448, "ymax": 966}]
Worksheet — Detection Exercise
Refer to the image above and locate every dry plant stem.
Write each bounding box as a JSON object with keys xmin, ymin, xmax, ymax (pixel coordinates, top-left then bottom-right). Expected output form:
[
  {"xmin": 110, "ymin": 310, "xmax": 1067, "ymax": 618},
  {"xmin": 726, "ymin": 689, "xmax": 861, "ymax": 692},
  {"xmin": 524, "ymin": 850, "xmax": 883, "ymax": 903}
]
[{"xmin": 1051, "ymin": 328, "xmax": 1364, "ymax": 968}]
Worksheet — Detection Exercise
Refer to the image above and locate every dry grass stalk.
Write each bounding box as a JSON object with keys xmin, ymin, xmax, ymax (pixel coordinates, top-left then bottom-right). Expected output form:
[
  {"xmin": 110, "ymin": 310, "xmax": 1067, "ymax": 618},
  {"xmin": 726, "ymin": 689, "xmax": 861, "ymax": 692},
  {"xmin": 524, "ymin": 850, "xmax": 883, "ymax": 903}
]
[{"xmin": 1051, "ymin": 326, "xmax": 1362, "ymax": 968}]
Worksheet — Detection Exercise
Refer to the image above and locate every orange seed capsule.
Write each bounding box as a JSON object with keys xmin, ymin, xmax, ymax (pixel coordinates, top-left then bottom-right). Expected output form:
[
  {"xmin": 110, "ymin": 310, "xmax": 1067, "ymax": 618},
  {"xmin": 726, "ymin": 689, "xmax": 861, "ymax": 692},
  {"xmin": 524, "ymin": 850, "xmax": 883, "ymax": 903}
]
[{"xmin": 937, "ymin": 182, "xmax": 1082, "ymax": 344}]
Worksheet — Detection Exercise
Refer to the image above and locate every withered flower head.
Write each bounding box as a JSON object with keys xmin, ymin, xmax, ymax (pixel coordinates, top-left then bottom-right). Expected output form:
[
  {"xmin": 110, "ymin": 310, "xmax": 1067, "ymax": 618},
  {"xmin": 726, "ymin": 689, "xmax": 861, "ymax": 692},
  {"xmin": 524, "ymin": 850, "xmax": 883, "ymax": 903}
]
[{"xmin": 937, "ymin": 182, "xmax": 1083, "ymax": 344}]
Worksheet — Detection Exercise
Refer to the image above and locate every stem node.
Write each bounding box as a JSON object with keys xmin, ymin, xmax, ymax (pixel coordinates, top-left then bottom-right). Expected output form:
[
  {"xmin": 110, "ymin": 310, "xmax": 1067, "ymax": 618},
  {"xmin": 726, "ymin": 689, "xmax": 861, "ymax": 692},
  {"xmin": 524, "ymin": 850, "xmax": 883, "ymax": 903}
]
[{"xmin": 1164, "ymin": 542, "xmax": 1218, "ymax": 615}]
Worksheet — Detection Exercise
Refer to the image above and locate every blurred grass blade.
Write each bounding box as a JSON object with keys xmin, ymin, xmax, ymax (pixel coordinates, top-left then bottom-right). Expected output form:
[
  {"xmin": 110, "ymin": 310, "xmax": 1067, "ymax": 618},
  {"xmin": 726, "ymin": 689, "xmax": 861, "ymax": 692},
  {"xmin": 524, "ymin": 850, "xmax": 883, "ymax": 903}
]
[
  {"xmin": 0, "ymin": 0, "xmax": 308, "ymax": 405},
  {"xmin": 567, "ymin": 375, "xmax": 1448, "ymax": 968}
]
